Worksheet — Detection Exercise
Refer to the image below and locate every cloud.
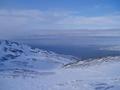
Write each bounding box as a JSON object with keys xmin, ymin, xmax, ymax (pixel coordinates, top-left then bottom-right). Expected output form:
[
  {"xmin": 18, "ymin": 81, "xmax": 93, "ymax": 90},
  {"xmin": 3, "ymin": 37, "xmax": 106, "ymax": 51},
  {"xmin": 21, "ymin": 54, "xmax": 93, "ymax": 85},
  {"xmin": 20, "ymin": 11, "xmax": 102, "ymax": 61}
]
[
  {"xmin": 0, "ymin": 9, "xmax": 120, "ymax": 39},
  {"xmin": 57, "ymin": 15, "xmax": 120, "ymax": 28},
  {"xmin": 0, "ymin": 9, "xmax": 71, "ymax": 31}
]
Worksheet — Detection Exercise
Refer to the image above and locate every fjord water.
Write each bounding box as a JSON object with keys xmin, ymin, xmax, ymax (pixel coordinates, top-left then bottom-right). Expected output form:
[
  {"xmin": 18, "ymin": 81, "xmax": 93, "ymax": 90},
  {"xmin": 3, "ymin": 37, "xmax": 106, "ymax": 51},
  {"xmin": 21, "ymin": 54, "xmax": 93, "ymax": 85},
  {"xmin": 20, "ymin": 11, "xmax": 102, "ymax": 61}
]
[
  {"xmin": 30, "ymin": 44, "xmax": 120, "ymax": 60},
  {"xmin": 17, "ymin": 36, "xmax": 120, "ymax": 60}
]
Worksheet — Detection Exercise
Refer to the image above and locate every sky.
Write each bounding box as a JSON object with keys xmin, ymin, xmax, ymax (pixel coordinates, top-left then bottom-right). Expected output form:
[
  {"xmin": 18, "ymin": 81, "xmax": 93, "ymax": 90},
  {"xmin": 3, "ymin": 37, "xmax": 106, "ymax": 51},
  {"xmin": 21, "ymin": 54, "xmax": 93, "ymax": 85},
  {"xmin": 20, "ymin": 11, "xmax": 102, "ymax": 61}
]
[{"xmin": 0, "ymin": 0, "xmax": 120, "ymax": 39}]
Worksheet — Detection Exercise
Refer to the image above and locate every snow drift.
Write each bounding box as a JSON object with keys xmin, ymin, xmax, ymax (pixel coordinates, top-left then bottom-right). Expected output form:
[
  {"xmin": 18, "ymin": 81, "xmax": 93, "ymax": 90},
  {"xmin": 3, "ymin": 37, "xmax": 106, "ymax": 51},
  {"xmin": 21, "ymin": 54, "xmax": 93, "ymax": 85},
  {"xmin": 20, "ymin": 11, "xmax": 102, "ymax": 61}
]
[{"xmin": 0, "ymin": 40, "xmax": 120, "ymax": 90}]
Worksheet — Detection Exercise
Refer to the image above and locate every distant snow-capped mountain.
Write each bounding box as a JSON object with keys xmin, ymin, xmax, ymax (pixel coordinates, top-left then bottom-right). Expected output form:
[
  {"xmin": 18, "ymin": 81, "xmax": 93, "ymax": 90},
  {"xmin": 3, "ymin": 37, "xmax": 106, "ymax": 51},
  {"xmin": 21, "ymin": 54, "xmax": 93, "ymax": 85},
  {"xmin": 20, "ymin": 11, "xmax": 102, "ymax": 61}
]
[
  {"xmin": 100, "ymin": 46, "xmax": 120, "ymax": 51},
  {"xmin": 0, "ymin": 40, "xmax": 77, "ymax": 72}
]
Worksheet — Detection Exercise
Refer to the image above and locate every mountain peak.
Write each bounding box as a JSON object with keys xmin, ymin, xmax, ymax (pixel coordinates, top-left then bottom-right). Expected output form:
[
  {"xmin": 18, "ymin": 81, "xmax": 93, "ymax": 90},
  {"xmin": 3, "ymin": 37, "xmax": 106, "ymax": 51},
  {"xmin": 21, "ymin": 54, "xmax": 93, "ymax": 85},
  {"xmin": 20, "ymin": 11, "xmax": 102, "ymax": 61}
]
[{"xmin": 0, "ymin": 40, "xmax": 77, "ymax": 74}]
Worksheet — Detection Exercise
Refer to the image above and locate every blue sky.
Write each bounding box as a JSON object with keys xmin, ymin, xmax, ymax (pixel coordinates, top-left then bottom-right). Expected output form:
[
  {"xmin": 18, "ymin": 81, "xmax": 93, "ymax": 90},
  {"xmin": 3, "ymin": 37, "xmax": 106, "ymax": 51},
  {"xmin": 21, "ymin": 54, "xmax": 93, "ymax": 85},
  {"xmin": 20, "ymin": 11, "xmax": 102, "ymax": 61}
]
[
  {"xmin": 0, "ymin": 0, "xmax": 120, "ymax": 16},
  {"xmin": 0, "ymin": 0, "xmax": 120, "ymax": 39}
]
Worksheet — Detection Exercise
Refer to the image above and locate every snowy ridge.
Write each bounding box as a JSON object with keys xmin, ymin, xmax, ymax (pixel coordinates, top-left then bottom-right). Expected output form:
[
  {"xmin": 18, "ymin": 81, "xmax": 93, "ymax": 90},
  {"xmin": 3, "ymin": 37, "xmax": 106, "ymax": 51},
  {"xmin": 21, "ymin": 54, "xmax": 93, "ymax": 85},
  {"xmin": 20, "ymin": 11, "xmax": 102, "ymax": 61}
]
[
  {"xmin": 1, "ymin": 55, "xmax": 120, "ymax": 90},
  {"xmin": 1, "ymin": 40, "xmax": 120, "ymax": 90},
  {"xmin": 0, "ymin": 40, "xmax": 77, "ymax": 74},
  {"xmin": 64, "ymin": 56, "xmax": 120, "ymax": 68}
]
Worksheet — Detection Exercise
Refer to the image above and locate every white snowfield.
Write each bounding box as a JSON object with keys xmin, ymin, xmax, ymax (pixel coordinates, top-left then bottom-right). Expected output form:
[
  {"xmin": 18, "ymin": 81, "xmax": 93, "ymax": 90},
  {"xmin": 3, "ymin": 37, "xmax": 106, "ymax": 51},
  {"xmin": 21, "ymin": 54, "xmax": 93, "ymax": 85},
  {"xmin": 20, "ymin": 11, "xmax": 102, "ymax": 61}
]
[{"xmin": 0, "ymin": 40, "xmax": 120, "ymax": 90}]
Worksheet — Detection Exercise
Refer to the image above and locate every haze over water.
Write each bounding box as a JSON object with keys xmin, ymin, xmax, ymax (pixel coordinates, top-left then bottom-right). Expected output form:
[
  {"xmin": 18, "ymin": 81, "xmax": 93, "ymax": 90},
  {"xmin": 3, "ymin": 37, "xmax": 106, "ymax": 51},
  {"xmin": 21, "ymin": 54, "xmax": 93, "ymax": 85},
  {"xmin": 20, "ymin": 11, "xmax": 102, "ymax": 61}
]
[{"xmin": 16, "ymin": 29, "xmax": 120, "ymax": 60}]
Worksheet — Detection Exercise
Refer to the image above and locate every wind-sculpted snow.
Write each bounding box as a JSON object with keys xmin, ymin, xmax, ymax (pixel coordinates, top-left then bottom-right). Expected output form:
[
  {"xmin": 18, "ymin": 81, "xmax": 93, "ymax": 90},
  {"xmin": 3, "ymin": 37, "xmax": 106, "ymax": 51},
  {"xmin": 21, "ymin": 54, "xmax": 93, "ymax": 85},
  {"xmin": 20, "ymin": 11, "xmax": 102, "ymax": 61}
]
[
  {"xmin": 0, "ymin": 40, "xmax": 120, "ymax": 90},
  {"xmin": 64, "ymin": 56, "xmax": 120, "ymax": 68},
  {"xmin": 0, "ymin": 40, "xmax": 77, "ymax": 73}
]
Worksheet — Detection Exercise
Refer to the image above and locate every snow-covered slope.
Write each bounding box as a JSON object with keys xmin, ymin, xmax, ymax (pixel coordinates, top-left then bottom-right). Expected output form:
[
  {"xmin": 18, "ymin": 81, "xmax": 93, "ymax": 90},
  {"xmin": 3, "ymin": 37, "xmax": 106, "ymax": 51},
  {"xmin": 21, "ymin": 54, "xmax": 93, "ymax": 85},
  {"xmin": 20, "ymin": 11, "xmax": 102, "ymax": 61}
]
[
  {"xmin": 1, "ymin": 56, "xmax": 120, "ymax": 90},
  {"xmin": 0, "ymin": 40, "xmax": 120, "ymax": 90},
  {"xmin": 0, "ymin": 40, "xmax": 77, "ymax": 75}
]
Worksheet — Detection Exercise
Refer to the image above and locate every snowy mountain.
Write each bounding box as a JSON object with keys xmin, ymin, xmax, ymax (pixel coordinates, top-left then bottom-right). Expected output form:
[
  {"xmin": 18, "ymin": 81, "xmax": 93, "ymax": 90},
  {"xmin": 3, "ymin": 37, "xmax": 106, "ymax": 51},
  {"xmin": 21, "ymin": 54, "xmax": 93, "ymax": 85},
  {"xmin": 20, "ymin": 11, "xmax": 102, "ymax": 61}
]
[
  {"xmin": 1, "ymin": 40, "xmax": 120, "ymax": 90},
  {"xmin": 0, "ymin": 40, "xmax": 77, "ymax": 75},
  {"xmin": 64, "ymin": 56, "xmax": 120, "ymax": 68}
]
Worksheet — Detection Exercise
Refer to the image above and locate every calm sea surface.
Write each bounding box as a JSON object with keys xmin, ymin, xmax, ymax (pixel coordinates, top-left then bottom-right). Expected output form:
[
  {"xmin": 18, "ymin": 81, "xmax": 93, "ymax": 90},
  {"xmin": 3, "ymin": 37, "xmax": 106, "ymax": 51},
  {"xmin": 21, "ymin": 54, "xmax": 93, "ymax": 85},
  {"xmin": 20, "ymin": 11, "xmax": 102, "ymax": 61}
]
[{"xmin": 16, "ymin": 36, "xmax": 120, "ymax": 60}]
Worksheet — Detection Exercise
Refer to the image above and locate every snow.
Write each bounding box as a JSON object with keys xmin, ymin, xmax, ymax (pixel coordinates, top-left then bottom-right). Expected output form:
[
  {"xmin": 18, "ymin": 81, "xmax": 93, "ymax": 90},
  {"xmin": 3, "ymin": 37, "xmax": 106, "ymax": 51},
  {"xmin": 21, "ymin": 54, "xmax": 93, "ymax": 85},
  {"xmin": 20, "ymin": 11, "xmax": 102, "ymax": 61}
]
[
  {"xmin": 0, "ymin": 40, "xmax": 77, "ymax": 71},
  {"xmin": 100, "ymin": 46, "xmax": 120, "ymax": 51},
  {"xmin": 0, "ymin": 40, "xmax": 120, "ymax": 90}
]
